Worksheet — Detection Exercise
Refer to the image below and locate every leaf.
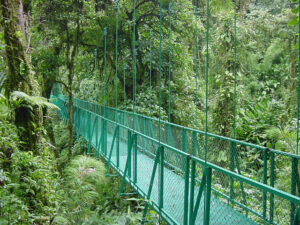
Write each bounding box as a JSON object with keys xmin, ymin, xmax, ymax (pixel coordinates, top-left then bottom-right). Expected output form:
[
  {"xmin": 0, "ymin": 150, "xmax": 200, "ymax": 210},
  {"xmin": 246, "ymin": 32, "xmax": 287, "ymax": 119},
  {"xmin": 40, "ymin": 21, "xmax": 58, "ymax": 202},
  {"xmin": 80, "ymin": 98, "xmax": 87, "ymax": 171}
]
[
  {"xmin": 288, "ymin": 17, "xmax": 298, "ymax": 26},
  {"xmin": 11, "ymin": 91, "xmax": 59, "ymax": 110},
  {"xmin": 292, "ymin": 6, "xmax": 299, "ymax": 14}
]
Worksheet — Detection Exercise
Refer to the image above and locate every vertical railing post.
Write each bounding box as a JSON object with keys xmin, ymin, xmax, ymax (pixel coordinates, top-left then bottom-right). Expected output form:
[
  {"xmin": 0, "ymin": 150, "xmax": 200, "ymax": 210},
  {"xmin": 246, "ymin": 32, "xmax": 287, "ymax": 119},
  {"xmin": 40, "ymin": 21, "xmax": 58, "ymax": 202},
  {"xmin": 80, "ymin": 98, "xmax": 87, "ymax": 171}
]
[
  {"xmin": 190, "ymin": 132, "xmax": 197, "ymax": 225},
  {"xmin": 133, "ymin": 133, "xmax": 137, "ymax": 183},
  {"xmin": 263, "ymin": 148, "xmax": 268, "ymax": 222},
  {"xmin": 193, "ymin": 131, "xmax": 201, "ymax": 158},
  {"xmin": 291, "ymin": 157, "xmax": 297, "ymax": 225},
  {"xmin": 117, "ymin": 125, "xmax": 120, "ymax": 167},
  {"xmin": 104, "ymin": 120, "xmax": 107, "ymax": 157},
  {"xmin": 87, "ymin": 113, "xmax": 91, "ymax": 155},
  {"xmin": 76, "ymin": 108, "xmax": 82, "ymax": 140},
  {"xmin": 101, "ymin": 117, "xmax": 107, "ymax": 156},
  {"xmin": 190, "ymin": 131, "xmax": 197, "ymax": 225},
  {"xmin": 128, "ymin": 130, "xmax": 132, "ymax": 178},
  {"xmin": 73, "ymin": 107, "xmax": 77, "ymax": 137},
  {"xmin": 141, "ymin": 117, "xmax": 145, "ymax": 152},
  {"xmin": 229, "ymin": 142, "xmax": 235, "ymax": 205},
  {"xmin": 87, "ymin": 113, "xmax": 92, "ymax": 154},
  {"xmin": 204, "ymin": 168, "xmax": 212, "ymax": 225},
  {"xmin": 81, "ymin": 110, "xmax": 87, "ymax": 147},
  {"xmin": 182, "ymin": 129, "xmax": 187, "ymax": 171},
  {"xmin": 189, "ymin": 159, "xmax": 196, "ymax": 225},
  {"xmin": 294, "ymin": 207, "xmax": 300, "ymax": 225},
  {"xmin": 269, "ymin": 151, "xmax": 275, "ymax": 224},
  {"xmin": 184, "ymin": 155, "xmax": 190, "ymax": 225},
  {"xmin": 182, "ymin": 129, "xmax": 187, "ymax": 152},
  {"xmin": 87, "ymin": 116, "xmax": 98, "ymax": 155},
  {"xmin": 96, "ymin": 118, "xmax": 101, "ymax": 159},
  {"xmin": 106, "ymin": 126, "xmax": 118, "ymax": 173},
  {"xmin": 95, "ymin": 116, "xmax": 99, "ymax": 150},
  {"xmin": 101, "ymin": 117, "xmax": 104, "ymax": 155},
  {"xmin": 159, "ymin": 146, "xmax": 164, "ymax": 210},
  {"xmin": 72, "ymin": 106, "xmax": 76, "ymax": 137},
  {"xmin": 142, "ymin": 146, "xmax": 162, "ymax": 223}
]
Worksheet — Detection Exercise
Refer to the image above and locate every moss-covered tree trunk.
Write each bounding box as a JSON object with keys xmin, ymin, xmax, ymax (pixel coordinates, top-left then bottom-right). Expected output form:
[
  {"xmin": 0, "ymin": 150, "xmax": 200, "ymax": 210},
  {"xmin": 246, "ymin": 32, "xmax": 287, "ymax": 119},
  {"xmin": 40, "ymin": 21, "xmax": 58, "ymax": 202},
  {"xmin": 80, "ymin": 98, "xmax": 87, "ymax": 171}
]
[
  {"xmin": 65, "ymin": 5, "xmax": 80, "ymax": 161},
  {"xmin": 67, "ymin": 66, "xmax": 74, "ymax": 161},
  {"xmin": 1, "ymin": 0, "xmax": 40, "ymax": 151}
]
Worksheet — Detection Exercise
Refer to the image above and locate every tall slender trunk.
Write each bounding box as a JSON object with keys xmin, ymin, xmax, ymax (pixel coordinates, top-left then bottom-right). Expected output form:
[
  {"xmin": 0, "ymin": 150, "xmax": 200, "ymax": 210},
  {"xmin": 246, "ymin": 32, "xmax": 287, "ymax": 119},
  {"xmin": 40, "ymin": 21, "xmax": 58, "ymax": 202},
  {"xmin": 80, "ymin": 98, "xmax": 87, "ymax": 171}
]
[
  {"xmin": 68, "ymin": 73, "xmax": 73, "ymax": 160},
  {"xmin": 65, "ymin": 5, "xmax": 80, "ymax": 161}
]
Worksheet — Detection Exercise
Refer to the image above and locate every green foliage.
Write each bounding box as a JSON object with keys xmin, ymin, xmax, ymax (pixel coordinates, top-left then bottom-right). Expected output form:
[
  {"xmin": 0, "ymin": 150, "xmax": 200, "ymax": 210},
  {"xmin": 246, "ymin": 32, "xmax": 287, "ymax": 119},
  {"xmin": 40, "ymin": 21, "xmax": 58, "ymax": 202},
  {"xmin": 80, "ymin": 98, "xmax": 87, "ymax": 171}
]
[
  {"xmin": 52, "ymin": 155, "xmax": 147, "ymax": 225},
  {"xmin": 237, "ymin": 98, "xmax": 284, "ymax": 146},
  {"xmin": 0, "ymin": 122, "xmax": 59, "ymax": 224},
  {"xmin": 12, "ymin": 91, "xmax": 59, "ymax": 110},
  {"xmin": 54, "ymin": 156, "xmax": 107, "ymax": 224}
]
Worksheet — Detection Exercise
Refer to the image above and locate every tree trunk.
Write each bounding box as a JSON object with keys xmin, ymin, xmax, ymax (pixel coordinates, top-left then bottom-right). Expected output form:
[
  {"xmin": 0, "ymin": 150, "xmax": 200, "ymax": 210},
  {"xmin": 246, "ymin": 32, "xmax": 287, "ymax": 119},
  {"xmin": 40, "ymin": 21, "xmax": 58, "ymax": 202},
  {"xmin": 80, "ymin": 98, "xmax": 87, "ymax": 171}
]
[
  {"xmin": 1, "ymin": 0, "xmax": 31, "ymax": 94},
  {"xmin": 68, "ymin": 73, "xmax": 73, "ymax": 161},
  {"xmin": 1, "ymin": 0, "xmax": 40, "ymax": 152},
  {"xmin": 65, "ymin": 7, "xmax": 80, "ymax": 161}
]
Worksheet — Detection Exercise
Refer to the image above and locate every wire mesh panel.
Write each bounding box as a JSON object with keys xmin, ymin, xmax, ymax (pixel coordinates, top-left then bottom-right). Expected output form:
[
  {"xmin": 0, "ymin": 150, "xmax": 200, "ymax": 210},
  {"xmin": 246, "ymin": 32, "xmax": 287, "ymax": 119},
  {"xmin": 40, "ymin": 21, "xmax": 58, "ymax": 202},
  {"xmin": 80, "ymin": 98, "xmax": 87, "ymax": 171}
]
[
  {"xmin": 136, "ymin": 134, "xmax": 160, "ymax": 204},
  {"xmin": 163, "ymin": 146, "xmax": 188, "ymax": 224}
]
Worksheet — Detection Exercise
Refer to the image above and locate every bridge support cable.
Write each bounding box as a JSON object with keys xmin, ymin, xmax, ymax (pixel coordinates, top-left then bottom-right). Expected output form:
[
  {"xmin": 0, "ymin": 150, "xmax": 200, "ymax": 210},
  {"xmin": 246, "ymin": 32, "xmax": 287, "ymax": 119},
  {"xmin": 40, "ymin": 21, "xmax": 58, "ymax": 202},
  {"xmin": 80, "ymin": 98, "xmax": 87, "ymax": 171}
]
[
  {"xmin": 190, "ymin": 1, "xmax": 200, "ymax": 222},
  {"xmin": 194, "ymin": 0, "xmax": 199, "ymax": 129},
  {"xmin": 168, "ymin": 3, "xmax": 172, "ymax": 123},
  {"xmin": 94, "ymin": 48, "xmax": 98, "ymax": 103},
  {"xmin": 102, "ymin": 27, "xmax": 108, "ymax": 157},
  {"xmin": 204, "ymin": 0, "xmax": 209, "ymax": 166},
  {"xmin": 166, "ymin": 3, "xmax": 174, "ymax": 154},
  {"xmin": 86, "ymin": 63, "xmax": 91, "ymax": 100},
  {"xmin": 157, "ymin": 0, "xmax": 164, "ymax": 216},
  {"xmin": 103, "ymin": 27, "xmax": 107, "ymax": 115},
  {"xmin": 115, "ymin": 0, "xmax": 119, "ymax": 121},
  {"xmin": 229, "ymin": 1, "xmax": 237, "ymax": 203},
  {"xmin": 227, "ymin": 2, "xmax": 249, "ymax": 216},
  {"xmin": 149, "ymin": 29, "xmax": 153, "ymax": 110},
  {"xmin": 132, "ymin": 0, "xmax": 137, "ymax": 132},
  {"xmin": 123, "ymin": 64, "xmax": 126, "ymax": 104},
  {"xmin": 204, "ymin": 0, "xmax": 210, "ymax": 224},
  {"xmin": 292, "ymin": 0, "xmax": 300, "ymax": 223},
  {"xmin": 297, "ymin": 0, "xmax": 300, "ymax": 156}
]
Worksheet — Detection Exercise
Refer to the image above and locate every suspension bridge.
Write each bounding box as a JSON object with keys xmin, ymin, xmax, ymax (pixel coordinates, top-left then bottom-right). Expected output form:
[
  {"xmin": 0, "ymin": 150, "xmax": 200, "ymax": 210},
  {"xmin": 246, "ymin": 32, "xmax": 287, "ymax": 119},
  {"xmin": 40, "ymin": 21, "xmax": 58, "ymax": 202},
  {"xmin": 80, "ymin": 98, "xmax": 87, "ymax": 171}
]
[{"xmin": 51, "ymin": 0, "xmax": 300, "ymax": 224}]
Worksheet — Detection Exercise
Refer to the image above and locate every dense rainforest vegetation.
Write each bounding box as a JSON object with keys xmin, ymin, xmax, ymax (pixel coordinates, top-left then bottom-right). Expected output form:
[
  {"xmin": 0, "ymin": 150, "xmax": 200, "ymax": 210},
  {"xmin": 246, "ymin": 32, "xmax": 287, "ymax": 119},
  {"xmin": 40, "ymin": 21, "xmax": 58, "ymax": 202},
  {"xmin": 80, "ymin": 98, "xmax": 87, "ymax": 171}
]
[{"xmin": 0, "ymin": 0, "xmax": 299, "ymax": 224}]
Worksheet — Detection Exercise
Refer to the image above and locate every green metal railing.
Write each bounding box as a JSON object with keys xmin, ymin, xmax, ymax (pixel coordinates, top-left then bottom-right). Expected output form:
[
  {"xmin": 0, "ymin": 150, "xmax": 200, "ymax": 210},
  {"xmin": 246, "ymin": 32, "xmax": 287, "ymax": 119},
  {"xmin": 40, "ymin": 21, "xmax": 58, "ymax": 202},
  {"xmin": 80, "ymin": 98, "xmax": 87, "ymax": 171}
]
[{"xmin": 51, "ymin": 93, "xmax": 300, "ymax": 225}]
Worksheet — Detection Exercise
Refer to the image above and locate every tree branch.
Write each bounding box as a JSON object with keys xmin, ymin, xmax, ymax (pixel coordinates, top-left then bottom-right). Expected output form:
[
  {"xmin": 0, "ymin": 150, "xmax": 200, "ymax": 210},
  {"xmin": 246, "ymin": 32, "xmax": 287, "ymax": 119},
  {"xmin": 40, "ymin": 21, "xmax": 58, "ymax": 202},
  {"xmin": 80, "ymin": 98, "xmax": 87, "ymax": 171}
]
[{"xmin": 54, "ymin": 79, "xmax": 70, "ymax": 94}]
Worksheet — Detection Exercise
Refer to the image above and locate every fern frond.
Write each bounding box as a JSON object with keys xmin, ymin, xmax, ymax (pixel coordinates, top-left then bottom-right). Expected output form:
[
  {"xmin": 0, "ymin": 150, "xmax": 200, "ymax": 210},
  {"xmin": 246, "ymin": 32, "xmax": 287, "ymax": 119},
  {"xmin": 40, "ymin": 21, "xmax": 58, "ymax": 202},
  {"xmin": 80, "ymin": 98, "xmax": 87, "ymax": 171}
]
[
  {"xmin": 12, "ymin": 91, "xmax": 59, "ymax": 110},
  {"xmin": 0, "ymin": 72, "xmax": 7, "ymax": 91}
]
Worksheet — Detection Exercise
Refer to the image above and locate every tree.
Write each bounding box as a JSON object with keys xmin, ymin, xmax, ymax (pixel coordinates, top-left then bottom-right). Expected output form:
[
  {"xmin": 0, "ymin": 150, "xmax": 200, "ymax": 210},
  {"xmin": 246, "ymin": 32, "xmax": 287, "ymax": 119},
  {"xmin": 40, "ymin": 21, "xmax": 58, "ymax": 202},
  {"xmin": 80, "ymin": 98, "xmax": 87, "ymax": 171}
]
[{"xmin": 0, "ymin": 0, "xmax": 41, "ymax": 151}]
